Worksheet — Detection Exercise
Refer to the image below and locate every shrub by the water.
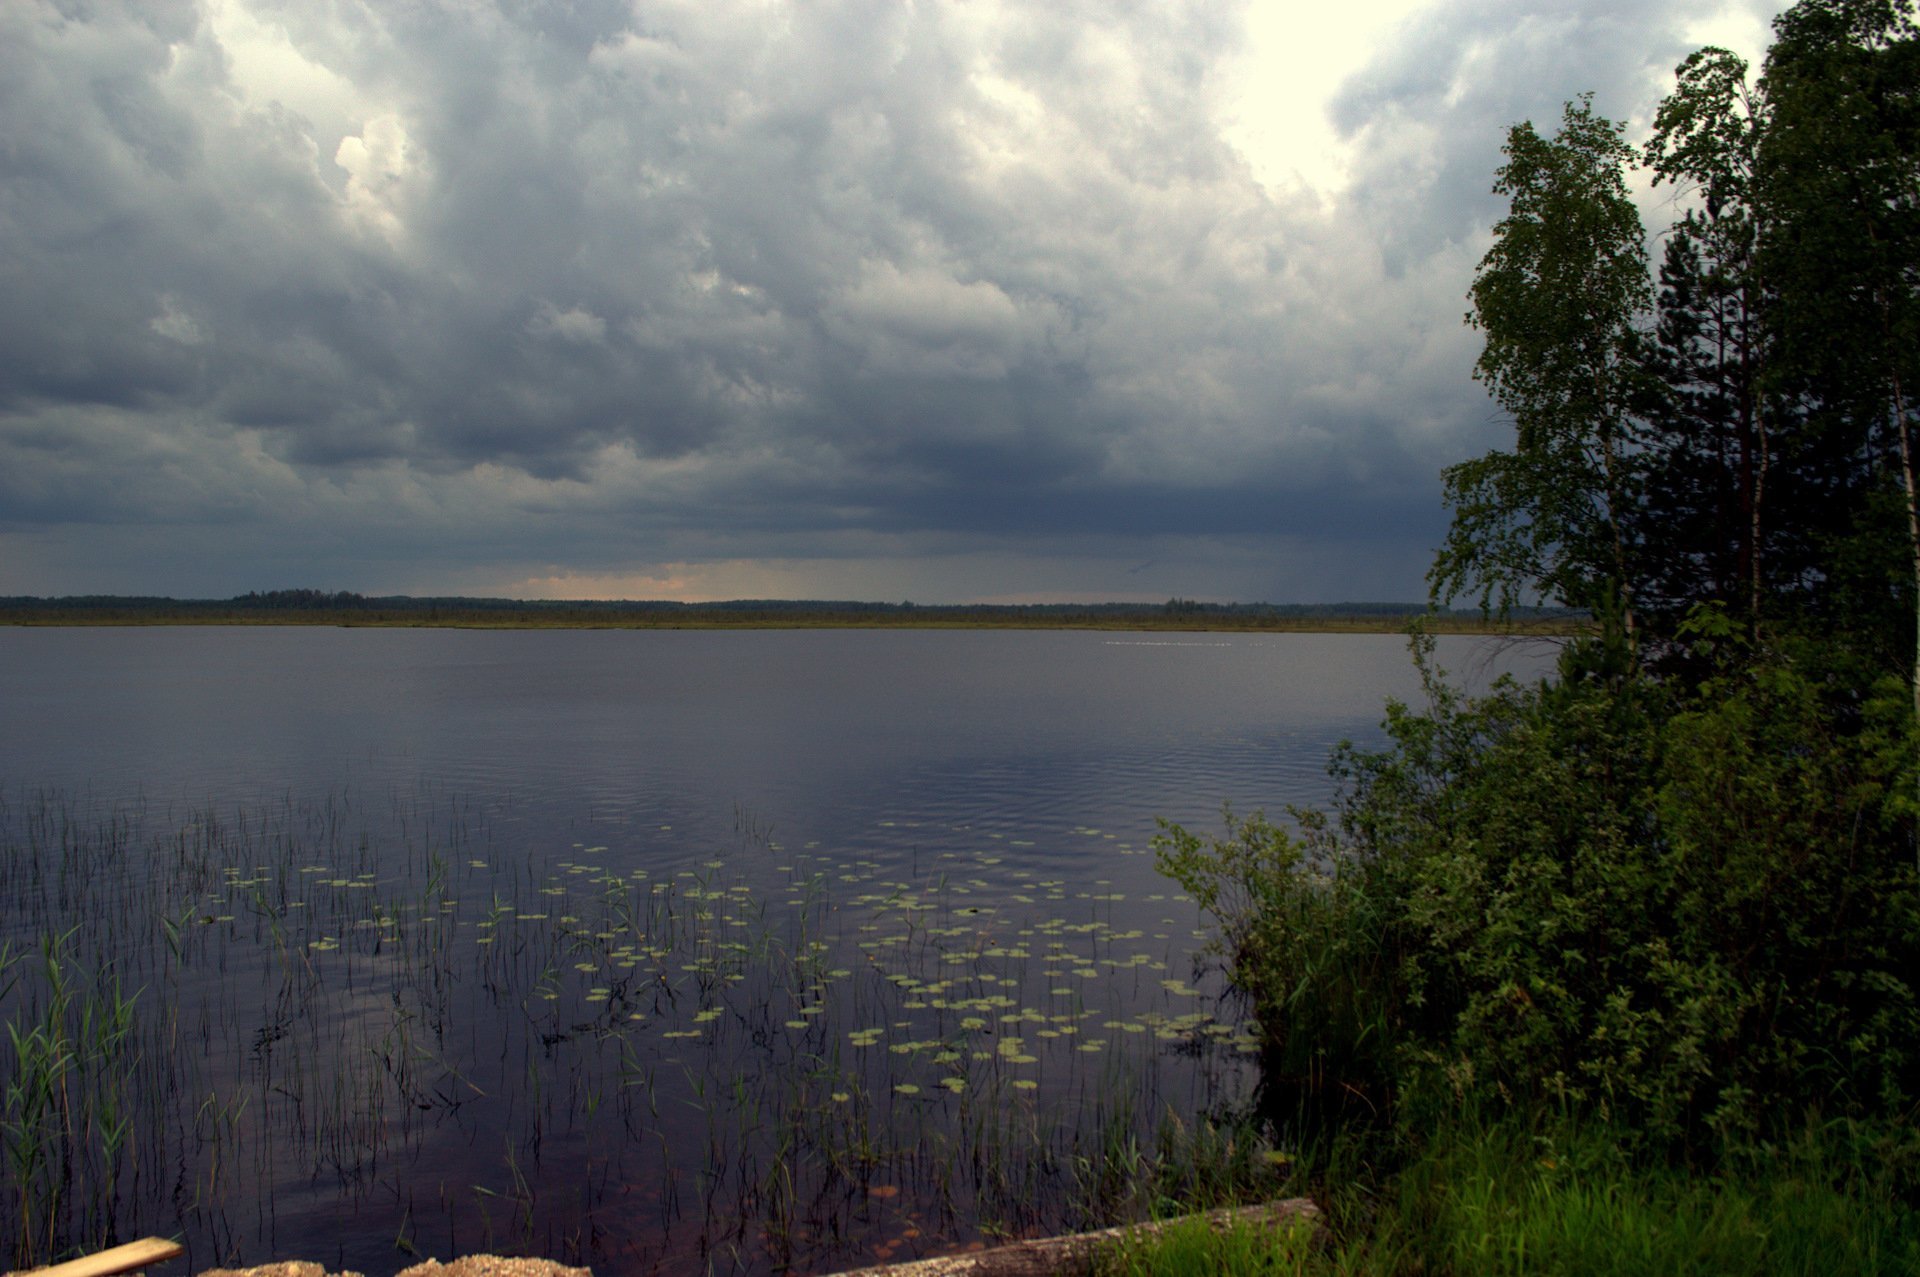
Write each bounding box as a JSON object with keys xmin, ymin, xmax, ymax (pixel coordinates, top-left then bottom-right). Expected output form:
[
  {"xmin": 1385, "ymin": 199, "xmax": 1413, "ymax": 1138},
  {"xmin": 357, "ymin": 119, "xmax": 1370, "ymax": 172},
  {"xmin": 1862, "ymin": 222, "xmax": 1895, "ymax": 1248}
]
[
  {"xmin": 1150, "ymin": 1, "xmax": 1920, "ymax": 1266},
  {"xmin": 1154, "ymin": 625, "xmax": 1920, "ymax": 1275},
  {"xmin": 1159, "ymin": 623, "xmax": 1920, "ymax": 1160}
]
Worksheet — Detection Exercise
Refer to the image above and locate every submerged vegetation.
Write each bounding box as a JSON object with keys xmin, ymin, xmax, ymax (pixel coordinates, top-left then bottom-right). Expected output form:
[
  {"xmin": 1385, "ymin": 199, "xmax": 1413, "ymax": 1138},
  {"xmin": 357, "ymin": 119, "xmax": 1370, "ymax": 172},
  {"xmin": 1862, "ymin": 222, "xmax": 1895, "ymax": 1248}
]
[{"xmin": 0, "ymin": 792, "xmax": 1280, "ymax": 1273}]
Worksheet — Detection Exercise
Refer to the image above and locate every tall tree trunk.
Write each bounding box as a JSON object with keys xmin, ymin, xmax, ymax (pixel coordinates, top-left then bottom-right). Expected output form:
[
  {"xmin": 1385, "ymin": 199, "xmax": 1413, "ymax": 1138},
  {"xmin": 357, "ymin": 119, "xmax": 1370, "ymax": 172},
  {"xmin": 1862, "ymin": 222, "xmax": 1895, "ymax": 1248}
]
[
  {"xmin": 1891, "ymin": 371, "xmax": 1920, "ymax": 725},
  {"xmin": 1873, "ymin": 266, "xmax": 1920, "ymax": 730},
  {"xmin": 1740, "ymin": 292, "xmax": 1767, "ymax": 632},
  {"xmin": 1596, "ymin": 375, "xmax": 1637, "ymax": 652}
]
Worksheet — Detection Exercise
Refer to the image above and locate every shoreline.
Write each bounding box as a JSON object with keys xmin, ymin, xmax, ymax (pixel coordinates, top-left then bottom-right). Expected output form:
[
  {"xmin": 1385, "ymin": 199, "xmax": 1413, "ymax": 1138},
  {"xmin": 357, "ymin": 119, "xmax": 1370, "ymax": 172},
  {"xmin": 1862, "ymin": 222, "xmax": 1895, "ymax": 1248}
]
[{"xmin": 0, "ymin": 611, "xmax": 1574, "ymax": 636}]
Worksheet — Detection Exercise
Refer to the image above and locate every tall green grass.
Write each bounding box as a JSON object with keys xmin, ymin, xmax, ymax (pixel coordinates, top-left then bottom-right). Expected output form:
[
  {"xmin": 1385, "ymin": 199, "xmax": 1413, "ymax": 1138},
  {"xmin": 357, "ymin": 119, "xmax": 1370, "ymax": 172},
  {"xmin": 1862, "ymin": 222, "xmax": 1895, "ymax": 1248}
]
[
  {"xmin": 1098, "ymin": 1110, "xmax": 1919, "ymax": 1276},
  {"xmin": 2, "ymin": 930, "xmax": 143, "ymax": 1267},
  {"xmin": 1374, "ymin": 1113, "xmax": 1920, "ymax": 1277}
]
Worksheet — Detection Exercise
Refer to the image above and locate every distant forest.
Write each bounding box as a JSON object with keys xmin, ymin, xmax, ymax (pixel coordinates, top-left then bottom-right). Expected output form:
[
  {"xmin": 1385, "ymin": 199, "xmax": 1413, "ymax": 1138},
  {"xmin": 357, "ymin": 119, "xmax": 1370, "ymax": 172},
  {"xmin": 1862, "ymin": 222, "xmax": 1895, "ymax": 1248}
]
[{"xmin": 0, "ymin": 589, "xmax": 1579, "ymax": 632}]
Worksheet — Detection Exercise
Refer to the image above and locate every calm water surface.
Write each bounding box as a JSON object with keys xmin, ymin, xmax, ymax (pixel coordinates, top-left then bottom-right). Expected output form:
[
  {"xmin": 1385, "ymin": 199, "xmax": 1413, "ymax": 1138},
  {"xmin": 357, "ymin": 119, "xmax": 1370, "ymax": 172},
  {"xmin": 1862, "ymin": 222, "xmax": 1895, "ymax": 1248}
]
[
  {"xmin": 0, "ymin": 627, "xmax": 1538, "ymax": 848},
  {"xmin": 0, "ymin": 628, "xmax": 1547, "ymax": 1274}
]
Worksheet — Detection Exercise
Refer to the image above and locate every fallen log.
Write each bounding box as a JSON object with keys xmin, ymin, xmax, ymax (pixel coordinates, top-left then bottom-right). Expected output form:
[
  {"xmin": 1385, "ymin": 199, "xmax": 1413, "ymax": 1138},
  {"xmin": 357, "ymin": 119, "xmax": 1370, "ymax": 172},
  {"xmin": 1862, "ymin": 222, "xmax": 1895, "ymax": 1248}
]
[
  {"xmin": 822, "ymin": 1198, "xmax": 1322, "ymax": 1277},
  {"xmin": 9, "ymin": 1238, "xmax": 185, "ymax": 1277}
]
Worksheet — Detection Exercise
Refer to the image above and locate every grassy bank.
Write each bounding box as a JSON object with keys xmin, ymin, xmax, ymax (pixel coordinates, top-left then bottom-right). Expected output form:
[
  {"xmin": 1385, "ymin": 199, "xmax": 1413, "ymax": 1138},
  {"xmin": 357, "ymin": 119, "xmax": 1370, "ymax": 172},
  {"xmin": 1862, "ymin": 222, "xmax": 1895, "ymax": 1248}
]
[{"xmin": 1098, "ymin": 1111, "xmax": 1920, "ymax": 1275}]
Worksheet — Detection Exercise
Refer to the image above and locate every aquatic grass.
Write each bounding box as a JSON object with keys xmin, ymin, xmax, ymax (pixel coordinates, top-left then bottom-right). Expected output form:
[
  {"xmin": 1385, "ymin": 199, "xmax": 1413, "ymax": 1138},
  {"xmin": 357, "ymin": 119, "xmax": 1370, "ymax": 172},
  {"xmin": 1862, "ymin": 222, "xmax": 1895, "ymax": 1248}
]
[
  {"xmin": 1, "ymin": 929, "xmax": 145, "ymax": 1266},
  {"xmin": 0, "ymin": 789, "xmax": 1265, "ymax": 1272}
]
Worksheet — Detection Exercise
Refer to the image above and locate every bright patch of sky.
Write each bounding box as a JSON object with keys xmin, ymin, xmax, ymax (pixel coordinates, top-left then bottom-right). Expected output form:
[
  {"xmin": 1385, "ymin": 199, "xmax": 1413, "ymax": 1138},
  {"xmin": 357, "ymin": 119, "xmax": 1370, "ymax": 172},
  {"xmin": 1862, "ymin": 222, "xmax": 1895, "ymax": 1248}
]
[{"xmin": 1222, "ymin": 0, "xmax": 1433, "ymax": 197}]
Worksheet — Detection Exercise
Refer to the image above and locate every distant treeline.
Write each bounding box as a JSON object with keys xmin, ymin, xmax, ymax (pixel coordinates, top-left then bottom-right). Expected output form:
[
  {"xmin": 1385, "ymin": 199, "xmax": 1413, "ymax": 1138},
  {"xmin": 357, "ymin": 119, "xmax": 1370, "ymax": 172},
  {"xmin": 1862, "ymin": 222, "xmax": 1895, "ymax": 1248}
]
[{"xmin": 0, "ymin": 590, "xmax": 1580, "ymax": 632}]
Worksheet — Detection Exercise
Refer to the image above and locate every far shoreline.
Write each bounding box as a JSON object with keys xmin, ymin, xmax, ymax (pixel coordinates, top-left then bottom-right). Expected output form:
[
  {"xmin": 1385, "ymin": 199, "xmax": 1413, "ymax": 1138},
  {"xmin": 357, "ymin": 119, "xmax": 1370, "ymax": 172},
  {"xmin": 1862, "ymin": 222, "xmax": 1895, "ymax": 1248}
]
[{"xmin": 0, "ymin": 607, "xmax": 1577, "ymax": 637}]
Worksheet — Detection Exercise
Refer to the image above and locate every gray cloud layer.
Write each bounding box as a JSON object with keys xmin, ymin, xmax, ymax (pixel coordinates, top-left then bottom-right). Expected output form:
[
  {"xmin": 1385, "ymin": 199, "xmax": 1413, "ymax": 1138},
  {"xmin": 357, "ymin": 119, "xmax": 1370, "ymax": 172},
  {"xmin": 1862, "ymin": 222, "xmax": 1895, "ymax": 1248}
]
[{"xmin": 0, "ymin": 0, "xmax": 1785, "ymax": 601}]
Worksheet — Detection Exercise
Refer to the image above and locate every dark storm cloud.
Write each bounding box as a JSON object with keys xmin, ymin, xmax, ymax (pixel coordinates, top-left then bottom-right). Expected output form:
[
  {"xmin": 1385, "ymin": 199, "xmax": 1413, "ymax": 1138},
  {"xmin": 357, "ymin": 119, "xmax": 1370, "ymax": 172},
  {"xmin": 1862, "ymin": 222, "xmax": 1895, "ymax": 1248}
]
[{"xmin": 0, "ymin": 0, "xmax": 1788, "ymax": 599}]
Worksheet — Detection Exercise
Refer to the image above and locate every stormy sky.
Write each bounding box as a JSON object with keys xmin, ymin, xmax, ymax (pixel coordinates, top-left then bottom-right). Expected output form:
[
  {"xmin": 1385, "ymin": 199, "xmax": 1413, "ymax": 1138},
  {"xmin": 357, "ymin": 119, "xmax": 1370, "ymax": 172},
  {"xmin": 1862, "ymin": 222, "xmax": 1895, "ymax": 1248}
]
[{"xmin": 1, "ymin": 0, "xmax": 1788, "ymax": 603}]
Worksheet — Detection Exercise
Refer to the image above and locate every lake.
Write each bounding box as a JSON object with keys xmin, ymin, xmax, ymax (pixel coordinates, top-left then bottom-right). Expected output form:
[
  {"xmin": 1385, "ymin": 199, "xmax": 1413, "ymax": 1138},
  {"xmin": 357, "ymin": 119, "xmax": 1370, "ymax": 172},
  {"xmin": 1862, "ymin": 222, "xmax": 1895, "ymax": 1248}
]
[{"xmin": 0, "ymin": 627, "xmax": 1546, "ymax": 1274}]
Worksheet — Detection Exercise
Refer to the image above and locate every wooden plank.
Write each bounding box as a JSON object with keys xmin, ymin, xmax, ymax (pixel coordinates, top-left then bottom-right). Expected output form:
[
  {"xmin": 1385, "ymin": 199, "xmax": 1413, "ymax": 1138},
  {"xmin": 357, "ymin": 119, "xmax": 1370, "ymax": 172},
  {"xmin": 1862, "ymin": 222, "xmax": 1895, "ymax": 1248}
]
[
  {"xmin": 13, "ymin": 1238, "xmax": 184, "ymax": 1277},
  {"xmin": 822, "ymin": 1198, "xmax": 1322, "ymax": 1277}
]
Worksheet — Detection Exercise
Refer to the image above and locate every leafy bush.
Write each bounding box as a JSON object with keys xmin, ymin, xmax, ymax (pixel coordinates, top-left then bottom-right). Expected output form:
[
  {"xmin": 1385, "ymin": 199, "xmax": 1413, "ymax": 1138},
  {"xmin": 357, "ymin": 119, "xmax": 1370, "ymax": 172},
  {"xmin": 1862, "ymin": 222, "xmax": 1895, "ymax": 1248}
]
[
  {"xmin": 1154, "ymin": 803, "xmax": 1398, "ymax": 1119},
  {"xmin": 1160, "ymin": 628, "xmax": 1920, "ymax": 1156}
]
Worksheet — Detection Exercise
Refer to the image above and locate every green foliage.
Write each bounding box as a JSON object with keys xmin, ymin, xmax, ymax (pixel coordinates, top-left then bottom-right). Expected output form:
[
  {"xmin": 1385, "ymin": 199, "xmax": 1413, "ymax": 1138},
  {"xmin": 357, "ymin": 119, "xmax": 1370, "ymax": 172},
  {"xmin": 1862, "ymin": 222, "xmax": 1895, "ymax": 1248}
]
[
  {"xmin": 1155, "ymin": 805, "xmax": 1398, "ymax": 1119},
  {"xmin": 1436, "ymin": 99, "xmax": 1650, "ymax": 634},
  {"xmin": 1170, "ymin": 0, "xmax": 1920, "ymax": 1164},
  {"xmin": 1152, "ymin": 4, "xmax": 1920, "ymax": 1270},
  {"xmin": 1164, "ymin": 628, "xmax": 1919, "ymax": 1154},
  {"xmin": 1759, "ymin": 0, "xmax": 1920, "ymax": 659},
  {"xmin": 1439, "ymin": 1, "xmax": 1920, "ymax": 678}
]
